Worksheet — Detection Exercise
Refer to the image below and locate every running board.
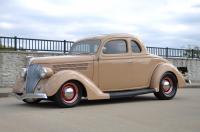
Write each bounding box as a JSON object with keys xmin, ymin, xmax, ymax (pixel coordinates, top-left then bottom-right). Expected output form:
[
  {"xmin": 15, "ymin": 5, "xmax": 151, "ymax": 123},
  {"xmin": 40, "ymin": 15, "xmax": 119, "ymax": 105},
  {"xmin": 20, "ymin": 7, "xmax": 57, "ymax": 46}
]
[{"xmin": 108, "ymin": 88, "xmax": 155, "ymax": 99}]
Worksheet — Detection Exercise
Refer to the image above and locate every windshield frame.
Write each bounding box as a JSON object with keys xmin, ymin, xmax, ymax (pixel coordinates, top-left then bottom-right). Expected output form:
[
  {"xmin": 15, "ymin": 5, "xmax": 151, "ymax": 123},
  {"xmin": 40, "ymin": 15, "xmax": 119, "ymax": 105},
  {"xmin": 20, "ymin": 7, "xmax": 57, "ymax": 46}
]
[{"xmin": 68, "ymin": 39, "xmax": 101, "ymax": 55}]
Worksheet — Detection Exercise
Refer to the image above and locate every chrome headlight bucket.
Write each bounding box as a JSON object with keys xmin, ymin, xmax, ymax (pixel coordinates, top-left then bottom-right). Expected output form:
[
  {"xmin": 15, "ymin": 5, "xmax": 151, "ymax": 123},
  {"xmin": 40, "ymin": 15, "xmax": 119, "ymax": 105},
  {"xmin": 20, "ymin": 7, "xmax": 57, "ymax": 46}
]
[
  {"xmin": 40, "ymin": 67, "xmax": 48, "ymax": 78},
  {"xmin": 40, "ymin": 67, "xmax": 53, "ymax": 78},
  {"xmin": 20, "ymin": 68, "xmax": 27, "ymax": 78}
]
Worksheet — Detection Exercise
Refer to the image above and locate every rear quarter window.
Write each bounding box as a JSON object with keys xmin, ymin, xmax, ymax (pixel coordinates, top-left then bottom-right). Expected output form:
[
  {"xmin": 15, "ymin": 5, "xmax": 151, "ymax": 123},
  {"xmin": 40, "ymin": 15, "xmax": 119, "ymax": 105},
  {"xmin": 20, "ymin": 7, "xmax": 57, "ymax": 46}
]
[{"xmin": 131, "ymin": 41, "xmax": 141, "ymax": 53}]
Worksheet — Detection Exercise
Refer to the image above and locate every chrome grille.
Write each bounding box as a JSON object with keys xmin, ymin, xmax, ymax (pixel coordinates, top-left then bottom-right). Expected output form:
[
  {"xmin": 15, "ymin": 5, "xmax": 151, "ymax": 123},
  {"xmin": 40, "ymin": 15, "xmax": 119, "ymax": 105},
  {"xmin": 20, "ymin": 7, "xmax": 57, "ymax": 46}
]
[{"xmin": 25, "ymin": 64, "xmax": 43, "ymax": 93}]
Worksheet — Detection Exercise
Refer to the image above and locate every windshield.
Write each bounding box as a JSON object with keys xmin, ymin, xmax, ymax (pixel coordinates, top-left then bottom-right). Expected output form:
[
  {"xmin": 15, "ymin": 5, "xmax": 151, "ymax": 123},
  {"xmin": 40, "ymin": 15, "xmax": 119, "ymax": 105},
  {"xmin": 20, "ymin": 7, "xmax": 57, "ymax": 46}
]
[{"xmin": 69, "ymin": 39, "xmax": 101, "ymax": 55}]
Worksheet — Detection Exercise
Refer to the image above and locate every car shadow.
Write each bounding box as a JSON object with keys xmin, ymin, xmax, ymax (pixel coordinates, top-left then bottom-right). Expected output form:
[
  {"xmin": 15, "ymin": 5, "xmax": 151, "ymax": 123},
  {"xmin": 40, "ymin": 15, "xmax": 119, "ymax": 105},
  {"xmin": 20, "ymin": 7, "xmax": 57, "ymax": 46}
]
[
  {"xmin": 13, "ymin": 95, "xmax": 158, "ymax": 109},
  {"xmin": 79, "ymin": 95, "xmax": 157, "ymax": 107}
]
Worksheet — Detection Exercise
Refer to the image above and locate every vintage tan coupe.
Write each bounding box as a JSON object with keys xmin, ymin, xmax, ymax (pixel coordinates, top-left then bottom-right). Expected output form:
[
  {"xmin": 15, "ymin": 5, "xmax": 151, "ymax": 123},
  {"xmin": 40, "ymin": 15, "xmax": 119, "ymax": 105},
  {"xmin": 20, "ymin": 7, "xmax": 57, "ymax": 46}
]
[{"xmin": 13, "ymin": 34, "xmax": 186, "ymax": 107}]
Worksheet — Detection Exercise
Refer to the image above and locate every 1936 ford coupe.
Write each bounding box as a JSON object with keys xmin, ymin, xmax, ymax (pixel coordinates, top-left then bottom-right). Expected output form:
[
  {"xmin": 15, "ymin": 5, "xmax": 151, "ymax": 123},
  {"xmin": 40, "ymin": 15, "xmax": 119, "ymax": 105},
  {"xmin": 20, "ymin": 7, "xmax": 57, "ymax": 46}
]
[{"xmin": 13, "ymin": 34, "xmax": 186, "ymax": 107}]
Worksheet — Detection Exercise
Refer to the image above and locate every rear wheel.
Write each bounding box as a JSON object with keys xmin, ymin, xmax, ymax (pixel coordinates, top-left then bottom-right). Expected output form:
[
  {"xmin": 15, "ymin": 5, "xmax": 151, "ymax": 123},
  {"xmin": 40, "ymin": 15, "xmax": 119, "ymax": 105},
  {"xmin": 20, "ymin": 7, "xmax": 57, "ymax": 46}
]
[
  {"xmin": 55, "ymin": 81, "xmax": 82, "ymax": 108},
  {"xmin": 154, "ymin": 72, "xmax": 177, "ymax": 100}
]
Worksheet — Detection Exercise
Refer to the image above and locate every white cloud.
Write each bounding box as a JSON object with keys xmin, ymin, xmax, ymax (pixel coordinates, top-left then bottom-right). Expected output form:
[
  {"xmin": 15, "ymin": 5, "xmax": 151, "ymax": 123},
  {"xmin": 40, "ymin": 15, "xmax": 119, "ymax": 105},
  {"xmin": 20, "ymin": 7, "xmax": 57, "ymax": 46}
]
[
  {"xmin": 159, "ymin": 24, "xmax": 189, "ymax": 33},
  {"xmin": 0, "ymin": 22, "xmax": 14, "ymax": 29},
  {"xmin": 0, "ymin": 0, "xmax": 200, "ymax": 47}
]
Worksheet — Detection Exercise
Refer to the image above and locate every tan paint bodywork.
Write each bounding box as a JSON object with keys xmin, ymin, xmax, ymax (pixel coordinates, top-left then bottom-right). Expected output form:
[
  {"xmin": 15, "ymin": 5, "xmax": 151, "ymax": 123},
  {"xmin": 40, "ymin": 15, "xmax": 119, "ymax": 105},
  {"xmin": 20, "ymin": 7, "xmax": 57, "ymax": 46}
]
[
  {"xmin": 13, "ymin": 34, "xmax": 186, "ymax": 100},
  {"xmin": 32, "ymin": 55, "xmax": 95, "ymax": 82},
  {"xmin": 97, "ymin": 37, "xmax": 168, "ymax": 91},
  {"xmin": 43, "ymin": 70, "xmax": 109, "ymax": 100}
]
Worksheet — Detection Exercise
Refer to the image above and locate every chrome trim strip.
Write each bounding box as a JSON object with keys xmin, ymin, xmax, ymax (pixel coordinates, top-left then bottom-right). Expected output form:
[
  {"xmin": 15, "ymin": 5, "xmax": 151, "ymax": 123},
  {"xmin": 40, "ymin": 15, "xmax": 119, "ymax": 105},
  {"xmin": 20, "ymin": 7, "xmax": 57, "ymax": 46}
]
[{"xmin": 11, "ymin": 93, "xmax": 47, "ymax": 100}]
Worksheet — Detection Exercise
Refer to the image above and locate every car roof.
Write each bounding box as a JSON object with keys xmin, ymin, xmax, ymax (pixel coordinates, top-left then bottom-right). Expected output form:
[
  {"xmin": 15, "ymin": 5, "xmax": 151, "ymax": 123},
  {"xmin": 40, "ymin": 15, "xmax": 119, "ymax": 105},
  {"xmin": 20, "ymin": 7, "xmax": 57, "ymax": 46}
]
[
  {"xmin": 76, "ymin": 33, "xmax": 140, "ymax": 42},
  {"xmin": 75, "ymin": 33, "xmax": 147, "ymax": 54}
]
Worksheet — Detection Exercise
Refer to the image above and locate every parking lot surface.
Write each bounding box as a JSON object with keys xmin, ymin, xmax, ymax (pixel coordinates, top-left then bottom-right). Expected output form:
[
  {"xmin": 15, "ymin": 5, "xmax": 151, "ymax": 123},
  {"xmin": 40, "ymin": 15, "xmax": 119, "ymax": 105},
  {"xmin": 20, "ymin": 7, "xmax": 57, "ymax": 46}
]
[{"xmin": 0, "ymin": 88, "xmax": 199, "ymax": 132}]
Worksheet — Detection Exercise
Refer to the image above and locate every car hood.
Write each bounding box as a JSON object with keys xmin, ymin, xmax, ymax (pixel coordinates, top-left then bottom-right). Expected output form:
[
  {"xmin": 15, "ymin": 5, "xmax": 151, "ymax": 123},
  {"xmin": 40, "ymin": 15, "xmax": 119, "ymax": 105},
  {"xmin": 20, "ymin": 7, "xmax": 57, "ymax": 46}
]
[{"xmin": 30, "ymin": 55, "xmax": 94, "ymax": 65}]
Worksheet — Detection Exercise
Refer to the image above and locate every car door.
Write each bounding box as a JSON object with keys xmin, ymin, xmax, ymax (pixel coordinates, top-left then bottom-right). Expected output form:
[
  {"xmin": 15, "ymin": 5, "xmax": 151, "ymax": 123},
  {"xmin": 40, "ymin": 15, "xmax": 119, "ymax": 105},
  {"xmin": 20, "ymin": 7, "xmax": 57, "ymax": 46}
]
[{"xmin": 98, "ymin": 38, "xmax": 133, "ymax": 91}]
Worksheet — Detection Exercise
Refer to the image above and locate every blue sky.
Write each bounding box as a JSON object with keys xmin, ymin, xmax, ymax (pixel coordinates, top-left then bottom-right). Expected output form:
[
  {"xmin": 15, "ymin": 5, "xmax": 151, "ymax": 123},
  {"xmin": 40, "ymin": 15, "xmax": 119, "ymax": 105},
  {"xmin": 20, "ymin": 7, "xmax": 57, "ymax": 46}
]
[{"xmin": 0, "ymin": 0, "xmax": 200, "ymax": 48}]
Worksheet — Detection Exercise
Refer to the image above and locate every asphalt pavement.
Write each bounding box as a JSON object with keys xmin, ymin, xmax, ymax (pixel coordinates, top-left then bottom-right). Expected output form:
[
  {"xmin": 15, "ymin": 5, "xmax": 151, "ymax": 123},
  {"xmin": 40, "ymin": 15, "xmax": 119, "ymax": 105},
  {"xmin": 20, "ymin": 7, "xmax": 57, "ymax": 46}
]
[{"xmin": 0, "ymin": 88, "xmax": 199, "ymax": 132}]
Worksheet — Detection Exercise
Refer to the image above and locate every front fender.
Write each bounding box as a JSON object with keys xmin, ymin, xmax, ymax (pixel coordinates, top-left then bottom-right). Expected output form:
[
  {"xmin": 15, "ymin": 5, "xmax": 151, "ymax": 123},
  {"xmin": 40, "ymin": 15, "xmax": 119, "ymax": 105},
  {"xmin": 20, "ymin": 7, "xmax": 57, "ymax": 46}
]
[
  {"xmin": 44, "ymin": 70, "xmax": 109, "ymax": 100},
  {"xmin": 150, "ymin": 63, "xmax": 186, "ymax": 92}
]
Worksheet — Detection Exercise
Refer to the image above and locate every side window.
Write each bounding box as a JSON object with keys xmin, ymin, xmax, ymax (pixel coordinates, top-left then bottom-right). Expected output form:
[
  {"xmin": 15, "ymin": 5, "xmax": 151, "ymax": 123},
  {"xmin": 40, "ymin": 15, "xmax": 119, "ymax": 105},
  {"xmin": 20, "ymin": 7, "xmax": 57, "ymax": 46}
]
[
  {"xmin": 103, "ymin": 40, "xmax": 128, "ymax": 54},
  {"xmin": 131, "ymin": 41, "xmax": 141, "ymax": 53}
]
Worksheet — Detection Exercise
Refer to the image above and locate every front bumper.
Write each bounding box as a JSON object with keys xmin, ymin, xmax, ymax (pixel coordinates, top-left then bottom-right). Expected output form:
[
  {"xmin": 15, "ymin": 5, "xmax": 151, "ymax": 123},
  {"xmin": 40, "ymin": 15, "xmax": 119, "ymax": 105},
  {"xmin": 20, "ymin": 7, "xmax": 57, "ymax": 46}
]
[{"xmin": 12, "ymin": 92, "xmax": 47, "ymax": 100}]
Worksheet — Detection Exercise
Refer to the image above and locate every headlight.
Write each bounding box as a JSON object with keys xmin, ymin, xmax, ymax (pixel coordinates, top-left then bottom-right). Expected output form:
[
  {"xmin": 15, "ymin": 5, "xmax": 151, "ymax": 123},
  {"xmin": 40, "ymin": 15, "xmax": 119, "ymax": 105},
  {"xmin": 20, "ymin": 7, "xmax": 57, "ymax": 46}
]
[
  {"xmin": 40, "ymin": 67, "xmax": 53, "ymax": 78},
  {"xmin": 20, "ymin": 68, "xmax": 27, "ymax": 78},
  {"xmin": 40, "ymin": 67, "xmax": 48, "ymax": 78}
]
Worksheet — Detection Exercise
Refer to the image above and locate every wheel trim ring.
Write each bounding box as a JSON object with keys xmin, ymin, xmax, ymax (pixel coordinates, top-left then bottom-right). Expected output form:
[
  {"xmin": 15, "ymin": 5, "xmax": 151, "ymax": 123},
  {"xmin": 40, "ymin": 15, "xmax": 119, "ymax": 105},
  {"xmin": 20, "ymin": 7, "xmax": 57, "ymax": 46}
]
[
  {"xmin": 162, "ymin": 77, "xmax": 173, "ymax": 94},
  {"xmin": 61, "ymin": 83, "xmax": 78, "ymax": 104}
]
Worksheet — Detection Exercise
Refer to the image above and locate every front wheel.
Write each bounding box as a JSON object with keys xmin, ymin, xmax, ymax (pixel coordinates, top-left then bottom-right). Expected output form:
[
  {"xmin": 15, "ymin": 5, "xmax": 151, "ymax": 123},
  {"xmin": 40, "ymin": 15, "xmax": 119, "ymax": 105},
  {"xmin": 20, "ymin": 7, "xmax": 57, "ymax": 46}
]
[
  {"xmin": 55, "ymin": 81, "xmax": 82, "ymax": 108},
  {"xmin": 154, "ymin": 72, "xmax": 177, "ymax": 100}
]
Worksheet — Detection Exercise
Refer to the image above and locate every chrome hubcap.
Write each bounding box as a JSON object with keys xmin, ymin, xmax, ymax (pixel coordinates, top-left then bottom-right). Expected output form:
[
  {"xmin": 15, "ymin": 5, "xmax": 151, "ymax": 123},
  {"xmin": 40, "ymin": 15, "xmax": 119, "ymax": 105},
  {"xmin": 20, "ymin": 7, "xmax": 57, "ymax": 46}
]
[
  {"xmin": 64, "ymin": 87, "xmax": 75, "ymax": 100},
  {"xmin": 162, "ymin": 78, "xmax": 173, "ymax": 94},
  {"xmin": 163, "ymin": 80, "xmax": 170, "ymax": 90},
  {"xmin": 61, "ymin": 83, "xmax": 78, "ymax": 104}
]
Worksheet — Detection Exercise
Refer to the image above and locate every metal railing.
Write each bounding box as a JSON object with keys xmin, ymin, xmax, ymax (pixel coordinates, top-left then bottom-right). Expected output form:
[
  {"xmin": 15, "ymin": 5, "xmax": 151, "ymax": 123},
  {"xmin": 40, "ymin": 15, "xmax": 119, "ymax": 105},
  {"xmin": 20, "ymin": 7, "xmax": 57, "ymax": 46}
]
[
  {"xmin": 147, "ymin": 47, "xmax": 200, "ymax": 59},
  {"xmin": 0, "ymin": 36, "xmax": 74, "ymax": 53},
  {"xmin": 0, "ymin": 36, "xmax": 199, "ymax": 58}
]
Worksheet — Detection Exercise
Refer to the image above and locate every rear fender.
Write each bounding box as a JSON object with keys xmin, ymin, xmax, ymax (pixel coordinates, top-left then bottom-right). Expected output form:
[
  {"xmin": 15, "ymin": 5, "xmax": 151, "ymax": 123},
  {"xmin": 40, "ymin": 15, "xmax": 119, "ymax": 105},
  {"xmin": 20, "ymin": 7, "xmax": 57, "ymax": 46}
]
[
  {"xmin": 150, "ymin": 63, "xmax": 186, "ymax": 92},
  {"xmin": 44, "ymin": 70, "xmax": 109, "ymax": 100}
]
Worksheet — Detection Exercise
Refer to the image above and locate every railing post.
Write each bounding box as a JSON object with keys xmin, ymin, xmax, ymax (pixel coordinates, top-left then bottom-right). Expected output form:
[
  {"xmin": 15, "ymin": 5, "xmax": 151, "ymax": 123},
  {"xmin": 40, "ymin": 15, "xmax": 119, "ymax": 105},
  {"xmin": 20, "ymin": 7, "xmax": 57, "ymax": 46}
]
[
  {"xmin": 14, "ymin": 36, "xmax": 17, "ymax": 50},
  {"xmin": 63, "ymin": 40, "xmax": 66, "ymax": 53},
  {"xmin": 0, "ymin": 37, "xmax": 2, "ymax": 48},
  {"xmin": 192, "ymin": 49, "xmax": 194, "ymax": 58},
  {"xmin": 166, "ymin": 47, "xmax": 168, "ymax": 58}
]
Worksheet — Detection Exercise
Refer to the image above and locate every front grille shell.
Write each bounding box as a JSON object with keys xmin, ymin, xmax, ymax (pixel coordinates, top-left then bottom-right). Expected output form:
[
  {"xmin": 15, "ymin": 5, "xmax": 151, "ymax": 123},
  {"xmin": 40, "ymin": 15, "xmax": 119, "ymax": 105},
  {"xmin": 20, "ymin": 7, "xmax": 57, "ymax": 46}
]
[{"xmin": 25, "ymin": 64, "xmax": 43, "ymax": 93}]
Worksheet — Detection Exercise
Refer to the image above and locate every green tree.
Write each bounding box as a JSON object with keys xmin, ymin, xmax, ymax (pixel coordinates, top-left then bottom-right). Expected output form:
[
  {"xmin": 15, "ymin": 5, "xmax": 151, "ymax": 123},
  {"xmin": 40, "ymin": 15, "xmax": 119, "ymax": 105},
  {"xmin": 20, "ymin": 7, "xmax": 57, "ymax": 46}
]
[{"xmin": 184, "ymin": 45, "xmax": 200, "ymax": 58}]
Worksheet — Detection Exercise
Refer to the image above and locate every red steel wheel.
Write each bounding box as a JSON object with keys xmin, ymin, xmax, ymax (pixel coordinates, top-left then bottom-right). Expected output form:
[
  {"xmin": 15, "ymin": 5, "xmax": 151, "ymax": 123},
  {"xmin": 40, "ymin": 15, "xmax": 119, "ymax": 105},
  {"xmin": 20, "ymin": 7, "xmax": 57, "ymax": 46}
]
[
  {"xmin": 55, "ymin": 81, "xmax": 82, "ymax": 108},
  {"xmin": 161, "ymin": 77, "xmax": 173, "ymax": 95},
  {"xmin": 61, "ymin": 83, "xmax": 79, "ymax": 104},
  {"xmin": 154, "ymin": 72, "xmax": 177, "ymax": 100}
]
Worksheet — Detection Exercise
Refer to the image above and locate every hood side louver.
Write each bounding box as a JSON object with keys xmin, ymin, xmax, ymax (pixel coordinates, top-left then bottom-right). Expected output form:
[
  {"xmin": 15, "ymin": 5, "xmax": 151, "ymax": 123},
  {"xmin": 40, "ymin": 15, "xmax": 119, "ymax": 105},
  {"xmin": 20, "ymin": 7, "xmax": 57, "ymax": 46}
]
[{"xmin": 52, "ymin": 63, "xmax": 89, "ymax": 72}]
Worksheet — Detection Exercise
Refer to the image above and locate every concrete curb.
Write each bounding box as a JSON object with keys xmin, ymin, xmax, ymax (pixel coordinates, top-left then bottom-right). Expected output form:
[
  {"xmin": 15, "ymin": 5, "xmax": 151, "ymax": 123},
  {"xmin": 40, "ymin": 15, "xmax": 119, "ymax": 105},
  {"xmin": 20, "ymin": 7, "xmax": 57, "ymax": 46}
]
[
  {"xmin": 0, "ymin": 93, "xmax": 11, "ymax": 98},
  {"xmin": 0, "ymin": 88, "xmax": 12, "ymax": 98}
]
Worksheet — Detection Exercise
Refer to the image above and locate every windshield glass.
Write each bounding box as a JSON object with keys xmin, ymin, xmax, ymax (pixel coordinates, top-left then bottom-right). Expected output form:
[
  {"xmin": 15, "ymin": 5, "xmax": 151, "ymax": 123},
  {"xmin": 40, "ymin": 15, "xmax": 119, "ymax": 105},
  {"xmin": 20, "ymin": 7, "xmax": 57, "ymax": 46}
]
[{"xmin": 69, "ymin": 39, "xmax": 101, "ymax": 55}]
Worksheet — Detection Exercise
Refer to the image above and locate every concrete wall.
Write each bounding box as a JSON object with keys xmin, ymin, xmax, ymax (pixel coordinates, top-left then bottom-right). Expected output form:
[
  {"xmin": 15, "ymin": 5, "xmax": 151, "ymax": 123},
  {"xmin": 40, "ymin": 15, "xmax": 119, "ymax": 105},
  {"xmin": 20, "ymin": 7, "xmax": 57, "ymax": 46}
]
[
  {"xmin": 0, "ymin": 51, "xmax": 62, "ymax": 88},
  {"xmin": 0, "ymin": 51, "xmax": 200, "ymax": 88},
  {"xmin": 168, "ymin": 58, "xmax": 200, "ymax": 83}
]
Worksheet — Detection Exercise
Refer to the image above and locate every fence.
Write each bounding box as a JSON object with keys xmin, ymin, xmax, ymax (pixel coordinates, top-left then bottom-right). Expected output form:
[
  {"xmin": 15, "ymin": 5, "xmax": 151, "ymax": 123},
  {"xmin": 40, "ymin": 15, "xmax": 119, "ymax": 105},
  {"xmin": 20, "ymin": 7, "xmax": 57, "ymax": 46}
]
[
  {"xmin": 0, "ymin": 36, "xmax": 74, "ymax": 53},
  {"xmin": 0, "ymin": 36, "xmax": 199, "ymax": 58},
  {"xmin": 147, "ymin": 47, "xmax": 200, "ymax": 58}
]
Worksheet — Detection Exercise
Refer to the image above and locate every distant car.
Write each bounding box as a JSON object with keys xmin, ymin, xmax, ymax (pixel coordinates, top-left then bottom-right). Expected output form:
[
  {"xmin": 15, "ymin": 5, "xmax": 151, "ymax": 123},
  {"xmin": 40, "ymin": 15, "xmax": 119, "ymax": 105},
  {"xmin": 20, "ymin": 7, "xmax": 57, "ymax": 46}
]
[{"xmin": 13, "ymin": 34, "xmax": 186, "ymax": 107}]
